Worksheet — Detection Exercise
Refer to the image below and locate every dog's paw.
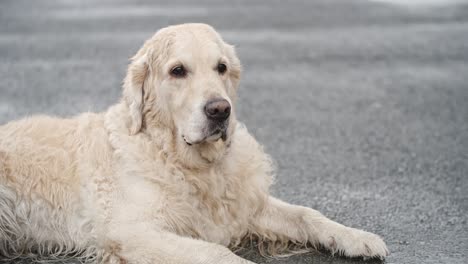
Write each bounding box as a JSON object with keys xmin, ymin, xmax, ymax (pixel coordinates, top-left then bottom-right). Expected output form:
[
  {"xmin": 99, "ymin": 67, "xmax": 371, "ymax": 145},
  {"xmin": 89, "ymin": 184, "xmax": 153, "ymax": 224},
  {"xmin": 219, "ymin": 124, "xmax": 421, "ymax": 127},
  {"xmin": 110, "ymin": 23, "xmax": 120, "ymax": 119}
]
[{"xmin": 328, "ymin": 228, "xmax": 389, "ymax": 259}]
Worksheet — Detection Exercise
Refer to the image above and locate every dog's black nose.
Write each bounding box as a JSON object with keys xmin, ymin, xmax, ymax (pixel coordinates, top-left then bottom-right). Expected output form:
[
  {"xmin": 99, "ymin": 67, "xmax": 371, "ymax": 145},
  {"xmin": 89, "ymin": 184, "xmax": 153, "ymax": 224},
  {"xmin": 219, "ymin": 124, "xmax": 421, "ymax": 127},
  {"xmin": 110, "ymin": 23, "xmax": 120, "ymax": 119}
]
[{"xmin": 204, "ymin": 98, "xmax": 231, "ymax": 121}]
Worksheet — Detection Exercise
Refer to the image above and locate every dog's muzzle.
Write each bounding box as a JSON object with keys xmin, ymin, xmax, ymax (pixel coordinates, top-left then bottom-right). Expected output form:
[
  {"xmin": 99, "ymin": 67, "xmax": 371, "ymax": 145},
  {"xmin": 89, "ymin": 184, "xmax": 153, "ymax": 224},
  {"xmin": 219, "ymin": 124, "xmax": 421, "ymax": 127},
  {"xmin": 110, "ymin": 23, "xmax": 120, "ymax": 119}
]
[
  {"xmin": 204, "ymin": 98, "xmax": 230, "ymax": 143},
  {"xmin": 183, "ymin": 98, "xmax": 231, "ymax": 146}
]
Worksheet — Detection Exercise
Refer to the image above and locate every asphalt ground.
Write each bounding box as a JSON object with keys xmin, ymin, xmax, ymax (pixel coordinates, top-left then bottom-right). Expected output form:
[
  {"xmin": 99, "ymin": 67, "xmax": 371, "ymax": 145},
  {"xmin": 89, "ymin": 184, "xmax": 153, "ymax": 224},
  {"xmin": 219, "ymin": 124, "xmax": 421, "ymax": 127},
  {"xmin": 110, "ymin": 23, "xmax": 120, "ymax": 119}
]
[{"xmin": 0, "ymin": 0, "xmax": 467, "ymax": 263}]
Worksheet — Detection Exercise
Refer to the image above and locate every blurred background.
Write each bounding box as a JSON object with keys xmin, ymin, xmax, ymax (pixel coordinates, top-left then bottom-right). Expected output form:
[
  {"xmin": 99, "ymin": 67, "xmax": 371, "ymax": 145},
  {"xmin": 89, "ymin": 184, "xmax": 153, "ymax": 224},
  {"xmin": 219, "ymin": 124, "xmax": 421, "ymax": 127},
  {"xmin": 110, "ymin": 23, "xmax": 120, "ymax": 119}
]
[{"xmin": 0, "ymin": 0, "xmax": 467, "ymax": 263}]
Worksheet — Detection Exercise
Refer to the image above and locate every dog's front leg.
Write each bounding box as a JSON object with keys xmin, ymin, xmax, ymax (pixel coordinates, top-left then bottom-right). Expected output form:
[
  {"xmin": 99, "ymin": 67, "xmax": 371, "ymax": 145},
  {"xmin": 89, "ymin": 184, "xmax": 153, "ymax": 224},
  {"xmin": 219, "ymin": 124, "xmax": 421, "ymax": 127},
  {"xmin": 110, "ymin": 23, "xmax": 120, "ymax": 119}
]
[
  {"xmin": 251, "ymin": 197, "xmax": 388, "ymax": 259},
  {"xmin": 104, "ymin": 223, "xmax": 255, "ymax": 264}
]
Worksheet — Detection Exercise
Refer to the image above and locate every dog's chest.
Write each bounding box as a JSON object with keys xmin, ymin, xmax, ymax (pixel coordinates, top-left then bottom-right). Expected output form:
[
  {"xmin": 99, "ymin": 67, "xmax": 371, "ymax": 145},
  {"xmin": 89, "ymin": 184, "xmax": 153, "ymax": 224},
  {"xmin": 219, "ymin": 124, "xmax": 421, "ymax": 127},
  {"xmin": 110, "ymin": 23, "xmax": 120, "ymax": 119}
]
[
  {"xmin": 162, "ymin": 167, "xmax": 258, "ymax": 246},
  {"xmin": 111, "ymin": 128, "xmax": 272, "ymax": 246}
]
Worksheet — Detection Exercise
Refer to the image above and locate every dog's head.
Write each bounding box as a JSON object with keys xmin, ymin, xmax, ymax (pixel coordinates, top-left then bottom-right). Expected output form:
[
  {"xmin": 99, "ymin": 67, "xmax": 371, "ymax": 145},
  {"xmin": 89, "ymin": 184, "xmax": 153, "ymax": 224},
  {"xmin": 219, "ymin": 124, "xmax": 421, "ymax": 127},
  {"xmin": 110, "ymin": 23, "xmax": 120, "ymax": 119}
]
[{"xmin": 121, "ymin": 24, "xmax": 241, "ymax": 164}]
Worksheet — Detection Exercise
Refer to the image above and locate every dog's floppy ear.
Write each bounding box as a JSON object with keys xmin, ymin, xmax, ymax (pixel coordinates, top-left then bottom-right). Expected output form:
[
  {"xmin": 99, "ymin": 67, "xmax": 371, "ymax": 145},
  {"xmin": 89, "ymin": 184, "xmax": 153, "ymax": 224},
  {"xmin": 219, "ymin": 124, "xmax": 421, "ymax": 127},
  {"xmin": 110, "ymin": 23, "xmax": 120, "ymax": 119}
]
[
  {"xmin": 122, "ymin": 52, "xmax": 149, "ymax": 135},
  {"xmin": 225, "ymin": 44, "xmax": 242, "ymax": 89}
]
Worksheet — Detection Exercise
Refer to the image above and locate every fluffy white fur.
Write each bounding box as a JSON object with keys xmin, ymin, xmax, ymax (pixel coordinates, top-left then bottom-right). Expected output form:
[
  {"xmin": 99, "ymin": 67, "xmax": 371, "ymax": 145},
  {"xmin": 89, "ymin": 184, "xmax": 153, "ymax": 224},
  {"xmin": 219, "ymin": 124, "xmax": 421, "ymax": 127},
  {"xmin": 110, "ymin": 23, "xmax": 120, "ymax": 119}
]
[{"xmin": 0, "ymin": 23, "xmax": 388, "ymax": 263}]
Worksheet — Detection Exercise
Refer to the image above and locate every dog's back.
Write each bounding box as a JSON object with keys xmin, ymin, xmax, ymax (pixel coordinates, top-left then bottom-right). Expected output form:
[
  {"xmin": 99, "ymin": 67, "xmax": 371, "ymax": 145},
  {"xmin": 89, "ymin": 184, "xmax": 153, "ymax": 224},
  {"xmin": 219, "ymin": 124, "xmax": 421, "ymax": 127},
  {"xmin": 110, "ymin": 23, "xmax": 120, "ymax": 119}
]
[{"xmin": 0, "ymin": 114, "xmax": 106, "ymax": 261}]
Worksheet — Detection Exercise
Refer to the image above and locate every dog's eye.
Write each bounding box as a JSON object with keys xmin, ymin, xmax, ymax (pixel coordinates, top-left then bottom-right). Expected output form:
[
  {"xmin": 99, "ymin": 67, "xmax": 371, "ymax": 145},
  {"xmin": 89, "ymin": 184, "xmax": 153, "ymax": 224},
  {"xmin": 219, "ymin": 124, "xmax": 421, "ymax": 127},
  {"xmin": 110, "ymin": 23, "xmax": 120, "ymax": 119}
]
[
  {"xmin": 217, "ymin": 63, "xmax": 227, "ymax": 75},
  {"xmin": 170, "ymin": 65, "xmax": 186, "ymax": 78}
]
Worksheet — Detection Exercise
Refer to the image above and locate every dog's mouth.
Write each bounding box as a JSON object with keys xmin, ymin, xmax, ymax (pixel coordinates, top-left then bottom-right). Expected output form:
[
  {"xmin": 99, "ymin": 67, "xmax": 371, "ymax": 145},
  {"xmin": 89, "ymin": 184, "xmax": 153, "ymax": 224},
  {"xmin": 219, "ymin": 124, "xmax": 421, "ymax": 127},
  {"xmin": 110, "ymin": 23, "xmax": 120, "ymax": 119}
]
[{"xmin": 183, "ymin": 127, "xmax": 227, "ymax": 146}]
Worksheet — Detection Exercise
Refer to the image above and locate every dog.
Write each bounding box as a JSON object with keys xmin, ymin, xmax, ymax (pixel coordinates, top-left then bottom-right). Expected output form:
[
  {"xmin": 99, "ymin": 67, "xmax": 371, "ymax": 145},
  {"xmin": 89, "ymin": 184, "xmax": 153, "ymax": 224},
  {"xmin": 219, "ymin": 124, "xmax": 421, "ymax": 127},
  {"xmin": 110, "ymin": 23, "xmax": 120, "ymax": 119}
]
[{"xmin": 0, "ymin": 23, "xmax": 388, "ymax": 263}]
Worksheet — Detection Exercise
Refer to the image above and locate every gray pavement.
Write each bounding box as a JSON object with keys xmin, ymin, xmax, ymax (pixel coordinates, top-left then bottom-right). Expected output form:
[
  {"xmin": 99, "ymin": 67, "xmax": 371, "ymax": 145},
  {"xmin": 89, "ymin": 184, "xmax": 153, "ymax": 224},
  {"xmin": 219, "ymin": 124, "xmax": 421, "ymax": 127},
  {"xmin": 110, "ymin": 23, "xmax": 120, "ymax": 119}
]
[{"xmin": 1, "ymin": 0, "xmax": 467, "ymax": 263}]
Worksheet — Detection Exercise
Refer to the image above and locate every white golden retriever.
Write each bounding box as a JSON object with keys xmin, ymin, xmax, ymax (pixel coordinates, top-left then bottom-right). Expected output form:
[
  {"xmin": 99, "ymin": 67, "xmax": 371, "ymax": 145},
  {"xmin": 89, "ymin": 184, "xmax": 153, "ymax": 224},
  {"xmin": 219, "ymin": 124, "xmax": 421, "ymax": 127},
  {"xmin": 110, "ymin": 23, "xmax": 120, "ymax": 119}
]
[{"xmin": 0, "ymin": 23, "xmax": 388, "ymax": 263}]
